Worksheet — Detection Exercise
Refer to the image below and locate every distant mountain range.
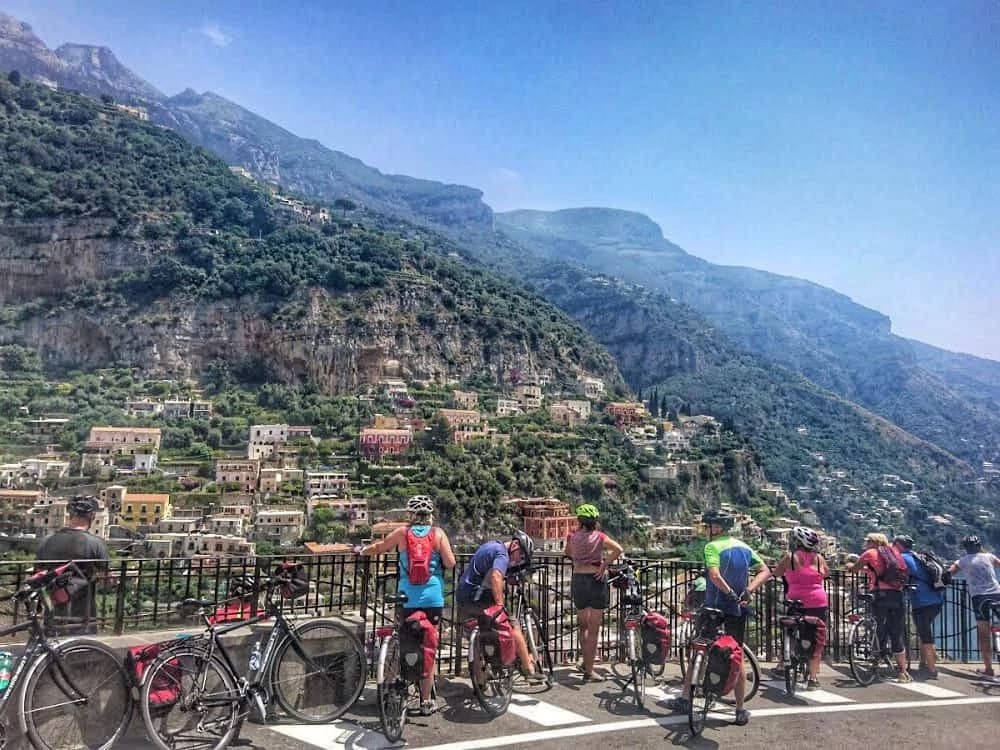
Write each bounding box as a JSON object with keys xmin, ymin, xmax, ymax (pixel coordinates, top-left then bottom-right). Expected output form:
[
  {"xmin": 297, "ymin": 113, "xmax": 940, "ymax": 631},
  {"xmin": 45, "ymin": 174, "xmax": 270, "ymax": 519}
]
[{"xmin": 2, "ymin": 9, "xmax": 998, "ymax": 543}]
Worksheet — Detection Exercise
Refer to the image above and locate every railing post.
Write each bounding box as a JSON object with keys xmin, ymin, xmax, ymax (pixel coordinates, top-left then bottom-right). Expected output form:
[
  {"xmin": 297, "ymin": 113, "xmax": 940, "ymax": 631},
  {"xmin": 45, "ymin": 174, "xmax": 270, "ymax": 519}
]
[{"xmin": 113, "ymin": 559, "xmax": 128, "ymax": 635}]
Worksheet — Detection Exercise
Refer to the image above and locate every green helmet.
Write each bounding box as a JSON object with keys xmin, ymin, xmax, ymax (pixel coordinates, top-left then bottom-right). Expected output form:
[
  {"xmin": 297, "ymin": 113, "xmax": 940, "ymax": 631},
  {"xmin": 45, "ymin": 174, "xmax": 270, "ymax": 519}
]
[{"xmin": 575, "ymin": 503, "xmax": 600, "ymax": 519}]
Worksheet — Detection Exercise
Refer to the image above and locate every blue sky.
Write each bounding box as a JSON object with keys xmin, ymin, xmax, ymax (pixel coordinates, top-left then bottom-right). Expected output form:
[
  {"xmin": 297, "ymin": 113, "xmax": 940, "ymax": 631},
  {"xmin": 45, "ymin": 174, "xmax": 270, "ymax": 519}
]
[{"xmin": 7, "ymin": 1, "xmax": 999, "ymax": 360}]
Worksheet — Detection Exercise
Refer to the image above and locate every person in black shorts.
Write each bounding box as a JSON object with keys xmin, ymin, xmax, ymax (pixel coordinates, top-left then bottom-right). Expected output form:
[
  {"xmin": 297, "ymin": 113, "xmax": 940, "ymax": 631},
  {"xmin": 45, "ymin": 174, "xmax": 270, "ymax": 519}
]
[
  {"xmin": 35, "ymin": 495, "xmax": 110, "ymax": 634},
  {"xmin": 563, "ymin": 504, "xmax": 622, "ymax": 680}
]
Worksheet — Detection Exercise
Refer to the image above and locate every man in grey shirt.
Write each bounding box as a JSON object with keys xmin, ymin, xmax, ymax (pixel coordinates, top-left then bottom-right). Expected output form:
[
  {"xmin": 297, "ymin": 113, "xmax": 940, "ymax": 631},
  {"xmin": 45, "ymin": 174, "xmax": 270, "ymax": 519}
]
[
  {"xmin": 949, "ymin": 535, "xmax": 1000, "ymax": 681},
  {"xmin": 36, "ymin": 496, "xmax": 110, "ymax": 634}
]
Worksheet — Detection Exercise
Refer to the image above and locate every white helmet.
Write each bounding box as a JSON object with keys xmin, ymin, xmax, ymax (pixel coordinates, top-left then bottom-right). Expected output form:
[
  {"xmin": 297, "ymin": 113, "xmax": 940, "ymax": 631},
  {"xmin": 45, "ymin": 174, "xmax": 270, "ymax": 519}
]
[
  {"xmin": 406, "ymin": 495, "xmax": 434, "ymax": 515},
  {"xmin": 793, "ymin": 526, "xmax": 820, "ymax": 550}
]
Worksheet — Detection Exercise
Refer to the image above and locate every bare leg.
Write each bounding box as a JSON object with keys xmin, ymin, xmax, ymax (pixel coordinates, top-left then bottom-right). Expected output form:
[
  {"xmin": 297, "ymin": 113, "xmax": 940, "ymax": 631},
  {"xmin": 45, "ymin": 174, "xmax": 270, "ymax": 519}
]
[
  {"xmin": 734, "ymin": 663, "xmax": 746, "ymax": 711},
  {"xmin": 581, "ymin": 609, "xmax": 601, "ymax": 675},
  {"xmin": 512, "ymin": 622, "xmax": 536, "ymax": 674},
  {"xmin": 920, "ymin": 643, "xmax": 937, "ymax": 674},
  {"xmin": 978, "ymin": 622, "xmax": 992, "ymax": 672},
  {"xmin": 808, "ymin": 651, "xmax": 822, "ymax": 681}
]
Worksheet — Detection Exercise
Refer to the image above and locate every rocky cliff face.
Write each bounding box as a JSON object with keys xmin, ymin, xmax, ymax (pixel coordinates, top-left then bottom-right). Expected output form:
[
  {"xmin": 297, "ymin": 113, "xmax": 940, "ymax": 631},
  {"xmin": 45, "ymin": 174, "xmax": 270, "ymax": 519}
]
[{"xmin": 0, "ymin": 217, "xmax": 142, "ymax": 304}]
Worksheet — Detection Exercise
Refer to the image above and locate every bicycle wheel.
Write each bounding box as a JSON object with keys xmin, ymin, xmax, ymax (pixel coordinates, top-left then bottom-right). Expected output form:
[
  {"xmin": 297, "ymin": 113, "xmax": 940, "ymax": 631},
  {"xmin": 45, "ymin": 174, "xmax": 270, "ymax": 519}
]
[
  {"xmin": 783, "ymin": 633, "xmax": 797, "ymax": 697},
  {"xmin": 518, "ymin": 611, "xmax": 553, "ymax": 689},
  {"xmin": 376, "ymin": 635, "xmax": 407, "ymax": 742},
  {"xmin": 848, "ymin": 619, "xmax": 878, "ymax": 686},
  {"xmin": 271, "ymin": 619, "xmax": 367, "ymax": 723},
  {"xmin": 22, "ymin": 639, "xmax": 133, "ymax": 750},
  {"xmin": 742, "ymin": 644, "xmax": 760, "ymax": 703},
  {"xmin": 687, "ymin": 652, "xmax": 709, "ymax": 736},
  {"xmin": 469, "ymin": 631, "xmax": 514, "ymax": 717},
  {"xmin": 140, "ymin": 647, "xmax": 243, "ymax": 750}
]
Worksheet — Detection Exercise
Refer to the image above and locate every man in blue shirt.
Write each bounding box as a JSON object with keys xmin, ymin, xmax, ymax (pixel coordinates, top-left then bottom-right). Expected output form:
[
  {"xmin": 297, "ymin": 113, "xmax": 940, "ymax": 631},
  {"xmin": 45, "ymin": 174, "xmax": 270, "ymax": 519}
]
[
  {"xmin": 894, "ymin": 535, "xmax": 943, "ymax": 679},
  {"xmin": 456, "ymin": 531, "xmax": 545, "ymax": 684}
]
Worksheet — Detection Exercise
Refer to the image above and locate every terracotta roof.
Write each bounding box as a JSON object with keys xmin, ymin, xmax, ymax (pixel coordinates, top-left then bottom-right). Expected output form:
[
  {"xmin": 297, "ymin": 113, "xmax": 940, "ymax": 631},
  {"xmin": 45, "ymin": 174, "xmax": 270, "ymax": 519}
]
[{"xmin": 303, "ymin": 542, "xmax": 355, "ymax": 554}]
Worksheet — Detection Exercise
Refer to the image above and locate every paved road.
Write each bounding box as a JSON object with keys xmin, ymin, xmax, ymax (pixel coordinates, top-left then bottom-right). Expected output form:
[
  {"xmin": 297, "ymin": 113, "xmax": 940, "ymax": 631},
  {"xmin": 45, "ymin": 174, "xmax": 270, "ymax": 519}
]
[{"xmin": 99, "ymin": 662, "xmax": 1000, "ymax": 750}]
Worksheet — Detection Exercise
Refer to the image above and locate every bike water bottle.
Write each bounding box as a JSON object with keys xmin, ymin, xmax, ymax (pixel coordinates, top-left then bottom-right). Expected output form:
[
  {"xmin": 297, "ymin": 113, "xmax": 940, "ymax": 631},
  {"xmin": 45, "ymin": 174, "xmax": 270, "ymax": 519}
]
[
  {"xmin": 248, "ymin": 640, "xmax": 262, "ymax": 674},
  {"xmin": 0, "ymin": 651, "xmax": 13, "ymax": 694}
]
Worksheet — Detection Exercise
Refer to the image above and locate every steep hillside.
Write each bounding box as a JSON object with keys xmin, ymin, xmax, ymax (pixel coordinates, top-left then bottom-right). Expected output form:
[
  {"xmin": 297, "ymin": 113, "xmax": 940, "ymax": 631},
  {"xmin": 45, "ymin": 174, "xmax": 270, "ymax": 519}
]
[
  {"xmin": 0, "ymin": 79, "xmax": 622, "ymax": 393},
  {"xmin": 496, "ymin": 208, "xmax": 1000, "ymax": 466},
  {"xmin": 0, "ymin": 12, "xmax": 493, "ymax": 233},
  {"xmin": 907, "ymin": 338, "xmax": 1000, "ymax": 408},
  {"xmin": 512, "ymin": 259, "xmax": 999, "ymax": 547}
]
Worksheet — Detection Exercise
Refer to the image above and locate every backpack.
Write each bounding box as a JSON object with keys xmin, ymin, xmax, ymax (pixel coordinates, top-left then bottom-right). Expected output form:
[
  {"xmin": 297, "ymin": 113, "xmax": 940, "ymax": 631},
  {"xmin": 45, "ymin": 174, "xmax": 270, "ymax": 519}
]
[
  {"xmin": 399, "ymin": 611, "xmax": 439, "ymax": 680},
  {"xmin": 912, "ymin": 550, "xmax": 947, "ymax": 590},
  {"xmin": 704, "ymin": 634, "xmax": 743, "ymax": 697},
  {"xmin": 640, "ymin": 612, "xmax": 671, "ymax": 666},
  {"xmin": 876, "ymin": 546, "xmax": 908, "ymax": 587},
  {"xmin": 477, "ymin": 605, "xmax": 516, "ymax": 667},
  {"xmin": 405, "ymin": 527, "xmax": 437, "ymax": 585}
]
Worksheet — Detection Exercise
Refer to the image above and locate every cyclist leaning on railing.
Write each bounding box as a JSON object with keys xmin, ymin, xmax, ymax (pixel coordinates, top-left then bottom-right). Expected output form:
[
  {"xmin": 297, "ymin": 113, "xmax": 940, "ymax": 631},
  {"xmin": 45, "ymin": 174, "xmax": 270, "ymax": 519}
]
[
  {"xmin": 563, "ymin": 503, "xmax": 623, "ymax": 682},
  {"xmin": 846, "ymin": 532, "xmax": 911, "ymax": 683},
  {"xmin": 947, "ymin": 535, "xmax": 1000, "ymax": 682},
  {"xmin": 455, "ymin": 530, "xmax": 547, "ymax": 684},
  {"xmin": 669, "ymin": 509, "xmax": 771, "ymax": 727},
  {"xmin": 895, "ymin": 534, "xmax": 944, "ymax": 679},
  {"xmin": 361, "ymin": 495, "xmax": 457, "ymax": 715}
]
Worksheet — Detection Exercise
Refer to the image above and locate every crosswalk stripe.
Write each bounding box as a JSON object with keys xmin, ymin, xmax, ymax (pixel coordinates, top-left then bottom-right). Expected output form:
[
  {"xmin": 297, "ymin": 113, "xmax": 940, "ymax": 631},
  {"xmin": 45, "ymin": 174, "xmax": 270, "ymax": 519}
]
[
  {"xmin": 507, "ymin": 696, "xmax": 591, "ymax": 726},
  {"xmin": 888, "ymin": 680, "xmax": 966, "ymax": 699},
  {"xmin": 645, "ymin": 685, "xmax": 681, "ymax": 706},
  {"xmin": 764, "ymin": 680, "xmax": 855, "ymax": 704},
  {"xmin": 269, "ymin": 721, "xmax": 397, "ymax": 750}
]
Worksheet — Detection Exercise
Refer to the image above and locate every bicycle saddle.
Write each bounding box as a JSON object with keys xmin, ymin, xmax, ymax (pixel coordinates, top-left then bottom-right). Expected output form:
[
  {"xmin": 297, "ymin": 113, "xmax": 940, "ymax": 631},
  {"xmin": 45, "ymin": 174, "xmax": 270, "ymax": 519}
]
[
  {"xmin": 181, "ymin": 598, "xmax": 217, "ymax": 609},
  {"xmin": 385, "ymin": 593, "xmax": 409, "ymax": 605}
]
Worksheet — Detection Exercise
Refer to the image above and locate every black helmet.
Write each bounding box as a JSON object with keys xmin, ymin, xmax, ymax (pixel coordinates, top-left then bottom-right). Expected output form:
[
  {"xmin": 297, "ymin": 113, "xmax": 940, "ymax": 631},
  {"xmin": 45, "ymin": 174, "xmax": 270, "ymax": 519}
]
[
  {"xmin": 893, "ymin": 535, "xmax": 914, "ymax": 550},
  {"xmin": 68, "ymin": 495, "xmax": 99, "ymax": 516},
  {"xmin": 962, "ymin": 535, "xmax": 982, "ymax": 553},
  {"xmin": 510, "ymin": 529, "xmax": 534, "ymax": 569},
  {"xmin": 702, "ymin": 509, "xmax": 734, "ymax": 531}
]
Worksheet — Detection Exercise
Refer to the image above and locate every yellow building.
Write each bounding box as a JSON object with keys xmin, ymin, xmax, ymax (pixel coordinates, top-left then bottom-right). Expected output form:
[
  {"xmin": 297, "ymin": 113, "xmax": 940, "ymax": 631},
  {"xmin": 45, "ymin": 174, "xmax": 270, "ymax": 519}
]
[{"xmin": 120, "ymin": 493, "xmax": 172, "ymax": 530}]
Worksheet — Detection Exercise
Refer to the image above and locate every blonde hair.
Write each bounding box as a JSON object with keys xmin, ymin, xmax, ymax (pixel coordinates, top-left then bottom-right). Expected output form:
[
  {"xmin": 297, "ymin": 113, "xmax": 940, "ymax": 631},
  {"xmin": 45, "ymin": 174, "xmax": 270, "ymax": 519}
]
[{"xmin": 865, "ymin": 532, "xmax": 889, "ymax": 546}]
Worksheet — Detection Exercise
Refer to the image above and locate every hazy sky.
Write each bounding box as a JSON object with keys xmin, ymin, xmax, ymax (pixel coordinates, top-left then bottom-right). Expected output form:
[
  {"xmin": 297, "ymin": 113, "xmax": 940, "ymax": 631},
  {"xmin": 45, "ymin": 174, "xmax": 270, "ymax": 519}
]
[{"xmin": 7, "ymin": 1, "xmax": 999, "ymax": 360}]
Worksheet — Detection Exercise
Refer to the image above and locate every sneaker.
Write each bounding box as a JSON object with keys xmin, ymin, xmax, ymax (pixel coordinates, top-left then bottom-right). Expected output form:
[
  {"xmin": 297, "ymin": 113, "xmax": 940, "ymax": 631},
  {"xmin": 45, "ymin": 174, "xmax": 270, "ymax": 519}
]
[
  {"xmin": 419, "ymin": 700, "xmax": 438, "ymax": 717},
  {"xmin": 806, "ymin": 679, "xmax": 820, "ymax": 691},
  {"xmin": 667, "ymin": 696, "xmax": 690, "ymax": 712},
  {"xmin": 924, "ymin": 671, "xmax": 939, "ymax": 681},
  {"xmin": 896, "ymin": 671, "xmax": 912, "ymax": 684},
  {"xmin": 733, "ymin": 709, "xmax": 750, "ymax": 726}
]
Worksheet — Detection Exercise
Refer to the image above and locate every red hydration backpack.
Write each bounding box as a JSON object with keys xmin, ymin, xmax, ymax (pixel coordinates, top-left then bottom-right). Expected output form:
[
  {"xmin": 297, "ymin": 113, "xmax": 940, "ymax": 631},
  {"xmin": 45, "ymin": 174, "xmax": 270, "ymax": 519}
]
[
  {"xmin": 477, "ymin": 604, "xmax": 517, "ymax": 666},
  {"xmin": 400, "ymin": 610, "xmax": 439, "ymax": 680},
  {"xmin": 640, "ymin": 612, "xmax": 671, "ymax": 665},
  {"xmin": 405, "ymin": 527, "xmax": 437, "ymax": 585},
  {"xmin": 876, "ymin": 545, "xmax": 908, "ymax": 588},
  {"xmin": 704, "ymin": 634, "xmax": 743, "ymax": 696}
]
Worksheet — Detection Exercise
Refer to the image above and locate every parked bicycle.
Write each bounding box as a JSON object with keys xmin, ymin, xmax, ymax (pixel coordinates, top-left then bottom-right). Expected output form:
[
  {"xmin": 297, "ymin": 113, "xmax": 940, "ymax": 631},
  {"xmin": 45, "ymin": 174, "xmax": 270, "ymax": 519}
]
[
  {"xmin": 0, "ymin": 562, "xmax": 133, "ymax": 750},
  {"xmin": 464, "ymin": 607, "xmax": 516, "ymax": 718},
  {"xmin": 606, "ymin": 557, "xmax": 669, "ymax": 708},
  {"xmin": 507, "ymin": 564, "xmax": 553, "ymax": 690},
  {"xmin": 683, "ymin": 607, "xmax": 741, "ymax": 736},
  {"xmin": 778, "ymin": 599, "xmax": 825, "ymax": 696},
  {"xmin": 846, "ymin": 586, "xmax": 915, "ymax": 686},
  {"xmin": 138, "ymin": 565, "xmax": 366, "ymax": 750},
  {"xmin": 678, "ymin": 607, "xmax": 760, "ymax": 702}
]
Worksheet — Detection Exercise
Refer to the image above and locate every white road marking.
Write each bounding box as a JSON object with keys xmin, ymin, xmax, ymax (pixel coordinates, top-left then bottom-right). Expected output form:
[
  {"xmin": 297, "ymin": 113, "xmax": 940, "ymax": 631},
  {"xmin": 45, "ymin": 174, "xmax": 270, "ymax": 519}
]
[
  {"xmin": 888, "ymin": 680, "xmax": 966, "ymax": 699},
  {"xmin": 763, "ymin": 679, "xmax": 854, "ymax": 704},
  {"xmin": 269, "ymin": 721, "xmax": 400, "ymax": 749},
  {"xmin": 644, "ymin": 685, "xmax": 681, "ymax": 706},
  {"xmin": 507, "ymin": 696, "xmax": 591, "ymax": 726},
  {"xmin": 416, "ymin": 696, "xmax": 1000, "ymax": 750}
]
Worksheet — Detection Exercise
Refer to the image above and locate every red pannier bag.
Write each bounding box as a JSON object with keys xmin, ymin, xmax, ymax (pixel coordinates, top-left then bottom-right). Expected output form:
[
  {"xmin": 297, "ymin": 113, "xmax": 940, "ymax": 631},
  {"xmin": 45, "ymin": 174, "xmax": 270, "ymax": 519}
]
[
  {"xmin": 477, "ymin": 604, "xmax": 517, "ymax": 666},
  {"xmin": 127, "ymin": 644, "xmax": 182, "ymax": 710},
  {"xmin": 400, "ymin": 610, "xmax": 439, "ymax": 680},
  {"xmin": 704, "ymin": 634, "xmax": 743, "ymax": 697},
  {"xmin": 640, "ymin": 612, "xmax": 671, "ymax": 665}
]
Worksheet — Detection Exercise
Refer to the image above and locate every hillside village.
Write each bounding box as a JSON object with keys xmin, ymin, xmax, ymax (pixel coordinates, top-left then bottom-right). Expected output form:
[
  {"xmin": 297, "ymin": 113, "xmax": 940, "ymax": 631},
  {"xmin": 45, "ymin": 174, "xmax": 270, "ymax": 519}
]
[{"xmin": 0, "ymin": 356, "xmax": 956, "ymax": 564}]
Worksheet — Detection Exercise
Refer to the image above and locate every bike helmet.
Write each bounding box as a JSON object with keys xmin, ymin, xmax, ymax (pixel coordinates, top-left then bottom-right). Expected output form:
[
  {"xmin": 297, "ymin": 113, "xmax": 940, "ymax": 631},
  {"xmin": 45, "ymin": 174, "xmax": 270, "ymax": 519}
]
[
  {"xmin": 701, "ymin": 509, "xmax": 734, "ymax": 531},
  {"xmin": 68, "ymin": 495, "xmax": 99, "ymax": 516},
  {"xmin": 575, "ymin": 503, "xmax": 600, "ymax": 519},
  {"xmin": 406, "ymin": 495, "xmax": 434, "ymax": 515},
  {"xmin": 793, "ymin": 526, "xmax": 820, "ymax": 551},
  {"xmin": 510, "ymin": 529, "xmax": 534, "ymax": 569},
  {"xmin": 893, "ymin": 534, "xmax": 914, "ymax": 550},
  {"xmin": 962, "ymin": 535, "xmax": 982, "ymax": 553}
]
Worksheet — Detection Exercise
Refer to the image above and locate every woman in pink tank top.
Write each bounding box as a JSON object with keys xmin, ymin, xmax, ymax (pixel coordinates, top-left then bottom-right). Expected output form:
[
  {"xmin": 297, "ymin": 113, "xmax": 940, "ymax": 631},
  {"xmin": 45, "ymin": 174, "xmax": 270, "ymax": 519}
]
[
  {"xmin": 563, "ymin": 503, "xmax": 622, "ymax": 681},
  {"xmin": 773, "ymin": 526, "xmax": 829, "ymax": 688}
]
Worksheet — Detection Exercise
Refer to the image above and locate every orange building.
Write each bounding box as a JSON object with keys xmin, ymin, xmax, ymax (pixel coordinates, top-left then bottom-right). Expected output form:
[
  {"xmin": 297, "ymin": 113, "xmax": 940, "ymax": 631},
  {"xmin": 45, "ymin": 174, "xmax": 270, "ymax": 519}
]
[
  {"xmin": 360, "ymin": 428, "xmax": 412, "ymax": 460},
  {"xmin": 606, "ymin": 402, "xmax": 646, "ymax": 427},
  {"xmin": 513, "ymin": 497, "xmax": 577, "ymax": 550}
]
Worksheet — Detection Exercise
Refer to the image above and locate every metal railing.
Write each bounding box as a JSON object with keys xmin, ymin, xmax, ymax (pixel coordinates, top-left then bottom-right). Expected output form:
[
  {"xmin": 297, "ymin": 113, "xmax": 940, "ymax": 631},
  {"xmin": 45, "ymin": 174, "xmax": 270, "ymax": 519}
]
[{"xmin": 0, "ymin": 554, "xmax": 979, "ymax": 667}]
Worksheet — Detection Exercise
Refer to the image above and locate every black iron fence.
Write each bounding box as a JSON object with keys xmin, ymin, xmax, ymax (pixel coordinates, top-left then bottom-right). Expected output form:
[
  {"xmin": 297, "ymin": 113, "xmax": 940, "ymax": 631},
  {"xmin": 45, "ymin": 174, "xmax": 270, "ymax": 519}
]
[{"xmin": 0, "ymin": 554, "xmax": 981, "ymax": 667}]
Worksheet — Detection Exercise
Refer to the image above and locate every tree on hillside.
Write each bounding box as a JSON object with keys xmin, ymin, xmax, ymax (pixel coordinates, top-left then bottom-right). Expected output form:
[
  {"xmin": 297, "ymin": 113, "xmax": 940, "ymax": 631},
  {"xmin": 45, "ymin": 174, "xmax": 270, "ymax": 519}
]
[
  {"xmin": 7, "ymin": 70, "xmax": 21, "ymax": 86},
  {"xmin": 334, "ymin": 198, "xmax": 357, "ymax": 216}
]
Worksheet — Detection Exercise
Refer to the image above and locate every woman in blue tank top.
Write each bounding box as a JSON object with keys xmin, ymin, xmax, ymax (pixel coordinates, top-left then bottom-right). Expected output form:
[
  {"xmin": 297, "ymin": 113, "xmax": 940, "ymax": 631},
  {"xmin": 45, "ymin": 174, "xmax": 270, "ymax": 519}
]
[{"xmin": 361, "ymin": 495, "xmax": 455, "ymax": 714}]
